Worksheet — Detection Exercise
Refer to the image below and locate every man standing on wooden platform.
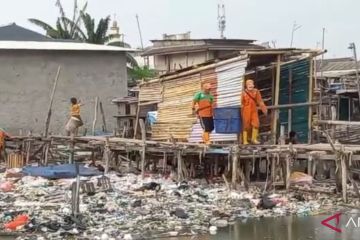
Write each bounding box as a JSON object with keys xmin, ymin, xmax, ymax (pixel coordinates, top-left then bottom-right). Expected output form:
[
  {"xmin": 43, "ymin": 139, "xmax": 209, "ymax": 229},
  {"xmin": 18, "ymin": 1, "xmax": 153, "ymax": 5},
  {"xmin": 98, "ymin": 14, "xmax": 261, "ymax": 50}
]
[
  {"xmin": 241, "ymin": 79, "xmax": 267, "ymax": 145},
  {"xmin": 192, "ymin": 83, "xmax": 214, "ymax": 145}
]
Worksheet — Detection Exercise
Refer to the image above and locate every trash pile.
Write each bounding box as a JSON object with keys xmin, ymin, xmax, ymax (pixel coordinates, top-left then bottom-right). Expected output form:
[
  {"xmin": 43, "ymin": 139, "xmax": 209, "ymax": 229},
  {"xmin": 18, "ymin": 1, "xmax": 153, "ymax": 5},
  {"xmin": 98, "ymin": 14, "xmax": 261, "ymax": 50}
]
[{"xmin": 0, "ymin": 168, "xmax": 342, "ymax": 240}]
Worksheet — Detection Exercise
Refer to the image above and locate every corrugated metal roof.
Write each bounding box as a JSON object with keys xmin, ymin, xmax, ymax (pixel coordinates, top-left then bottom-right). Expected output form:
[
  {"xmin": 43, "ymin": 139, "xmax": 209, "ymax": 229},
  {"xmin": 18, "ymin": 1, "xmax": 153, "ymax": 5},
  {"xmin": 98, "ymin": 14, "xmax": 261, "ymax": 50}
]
[
  {"xmin": 142, "ymin": 44, "xmax": 263, "ymax": 56},
  {"xmin": 317, "ymin": 58, "xmax": 360, "ymax": 72},
  {"xmin": 0, "ymin": 41, "xmax": 134, "ymax": 52}
]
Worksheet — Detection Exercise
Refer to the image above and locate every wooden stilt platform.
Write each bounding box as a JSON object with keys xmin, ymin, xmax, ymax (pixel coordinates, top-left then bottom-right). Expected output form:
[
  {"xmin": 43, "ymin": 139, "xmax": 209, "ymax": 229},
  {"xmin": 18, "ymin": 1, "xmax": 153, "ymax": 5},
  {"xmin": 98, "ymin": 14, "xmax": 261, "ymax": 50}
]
[{"xmin": 5, "ymin": 135, "xmax": 360, "ymax": 202}]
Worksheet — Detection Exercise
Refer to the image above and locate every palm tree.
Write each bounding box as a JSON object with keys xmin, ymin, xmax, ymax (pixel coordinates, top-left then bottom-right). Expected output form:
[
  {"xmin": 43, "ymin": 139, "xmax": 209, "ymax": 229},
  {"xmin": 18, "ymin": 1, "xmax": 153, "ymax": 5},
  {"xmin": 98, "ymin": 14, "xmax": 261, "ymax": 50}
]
[
  {"xmin": 29, "ymin": 0, "xmax": 87, "ymax": 40},
  {"xmin": 73, "ymin": 12, "xmax": 111, "ymax": 44}
]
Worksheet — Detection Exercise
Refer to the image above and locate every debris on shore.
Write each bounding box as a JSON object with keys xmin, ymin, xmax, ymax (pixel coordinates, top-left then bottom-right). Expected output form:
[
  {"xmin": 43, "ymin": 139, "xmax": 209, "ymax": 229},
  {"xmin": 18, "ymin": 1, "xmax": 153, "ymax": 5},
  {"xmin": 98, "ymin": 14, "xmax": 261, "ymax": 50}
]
[{"xmin": 0, "ymin": 169, "xmax": 347, "ymax": 240}]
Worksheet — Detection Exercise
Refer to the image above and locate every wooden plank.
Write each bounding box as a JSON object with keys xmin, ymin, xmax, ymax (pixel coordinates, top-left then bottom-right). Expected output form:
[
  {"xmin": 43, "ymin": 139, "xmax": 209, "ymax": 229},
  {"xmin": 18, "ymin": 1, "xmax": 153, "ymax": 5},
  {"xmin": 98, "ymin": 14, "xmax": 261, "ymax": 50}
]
[{"xmin": 317, "ymin": 120, "xmax": 360, "ymax": 126}]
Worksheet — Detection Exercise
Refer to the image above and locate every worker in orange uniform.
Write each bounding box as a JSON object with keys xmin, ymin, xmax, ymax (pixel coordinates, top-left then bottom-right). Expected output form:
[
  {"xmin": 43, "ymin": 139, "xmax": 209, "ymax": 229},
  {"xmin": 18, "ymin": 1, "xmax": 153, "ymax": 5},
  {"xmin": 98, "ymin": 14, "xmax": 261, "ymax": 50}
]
[
  {"xmin": 192, "ymin": 83, "xmax": 214, "ymax": 144},
  {"xmin": 0, "ymin": 128, "xmax": 10, "ymax": 161},
  {"xmin": 241, "ymin": 79, "xmax": 267, "ymax": 144}
]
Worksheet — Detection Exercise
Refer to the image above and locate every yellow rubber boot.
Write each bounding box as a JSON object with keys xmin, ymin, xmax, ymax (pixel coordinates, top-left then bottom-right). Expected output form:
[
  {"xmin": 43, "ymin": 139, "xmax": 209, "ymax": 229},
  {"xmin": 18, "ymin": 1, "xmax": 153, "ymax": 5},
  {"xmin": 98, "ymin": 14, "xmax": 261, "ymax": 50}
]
[
  {"xmin": 204, "ymin": 132, "xmax": 211, "ymax": 145},
  {"xmin": 251, "ymin": 128, "xmax": 260, "ymax": 145},
  {"xmin": 242, "ymin": 131, "xmax": 249, "ymax": 145}
]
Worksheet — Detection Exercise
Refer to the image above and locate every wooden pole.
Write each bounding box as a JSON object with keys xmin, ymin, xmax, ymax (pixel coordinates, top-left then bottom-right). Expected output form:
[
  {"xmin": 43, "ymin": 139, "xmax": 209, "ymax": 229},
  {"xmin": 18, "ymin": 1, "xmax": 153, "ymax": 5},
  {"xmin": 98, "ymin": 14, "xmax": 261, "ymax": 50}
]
[
  {"xmin": 99, "ymin": 101, "xmax": 107, "ymax": 132},
  {"xmin": 133, "ymin": 99, "xmax": 141, "ymax": 139},
  {"xmin": 308, "ymin": 57, "xmax": 314, "ymax": 143},
  {"xmin": 92, "ymin": 97, "xmax": 99, "ymax": 136},
  {"xmin": 288, "ymin": 69, "xmax": 293, "ymax": 132},
  {"xmin": 272, "ymin": 55, "xmax": 281, "ymax": 144},
  {"xmin": 44, "ymin": 66, "xmax": 61, "ymax": 137},
  {"xmin": 104, "ymin": 137, "xmax": 111, "ymax": 174},
  {"xmin": 341, "ymin": 156, "xmax": 348, "ymax": 202},
  {"xmin": 69, "ymin": 135, "xmax": 75, "ymax": 164},
  {"xmin": 231, "ymin": 146, "xmax": 239, "ymax": 188},
  {"xmin": 139, "ymin": 119, "xmax": 146, "ymax": 178},
  {"xmin": 25, "ymin": 140, "xmax": 31, "ymax": 165},
  {"xmin": 285, "ymin": 156, "xmax": 291, "ymax": 191},
  {"xmin": 177, "ymin": 150, "xmax": 184, "ymax": 182}
]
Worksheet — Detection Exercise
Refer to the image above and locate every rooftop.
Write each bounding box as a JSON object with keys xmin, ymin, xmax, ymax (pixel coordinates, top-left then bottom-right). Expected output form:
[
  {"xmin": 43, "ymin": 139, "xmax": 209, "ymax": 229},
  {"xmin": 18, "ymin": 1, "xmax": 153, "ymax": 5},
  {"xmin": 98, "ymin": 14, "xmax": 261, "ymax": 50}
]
[
  {"xmin": 0, "ymin": 23, "xmax": 74, "ymax": 42},
  {"xmin": 142, "ymin": 38, "xmax": 264, "ymax": 56},
  {"xmin": 0, "ymin": 23, "xmax": 134, "ymax": 52},
  {"xmin": 317, "ymin": 57, "xmax": 360, "ymax": 77},
  {"xmin": 0, "ymin": 41, "xmax": 133, "ymax": 52}
]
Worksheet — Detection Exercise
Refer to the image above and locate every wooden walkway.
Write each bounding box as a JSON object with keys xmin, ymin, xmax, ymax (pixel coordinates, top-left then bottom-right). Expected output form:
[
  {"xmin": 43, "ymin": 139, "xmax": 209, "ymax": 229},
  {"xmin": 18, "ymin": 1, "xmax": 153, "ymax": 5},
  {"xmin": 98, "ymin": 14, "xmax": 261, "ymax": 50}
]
[{"xmin": 5, "ymin": 135, "xmax": 360, "ymax": 202}]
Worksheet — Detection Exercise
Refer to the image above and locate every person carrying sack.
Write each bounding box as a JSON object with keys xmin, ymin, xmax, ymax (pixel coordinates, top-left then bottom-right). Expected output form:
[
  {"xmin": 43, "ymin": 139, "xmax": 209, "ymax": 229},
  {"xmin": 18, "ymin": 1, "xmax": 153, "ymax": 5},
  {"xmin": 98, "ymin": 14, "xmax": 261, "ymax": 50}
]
[{"xmin": 65, "ymin": 97, "xmax": 84, "ymax": 136}]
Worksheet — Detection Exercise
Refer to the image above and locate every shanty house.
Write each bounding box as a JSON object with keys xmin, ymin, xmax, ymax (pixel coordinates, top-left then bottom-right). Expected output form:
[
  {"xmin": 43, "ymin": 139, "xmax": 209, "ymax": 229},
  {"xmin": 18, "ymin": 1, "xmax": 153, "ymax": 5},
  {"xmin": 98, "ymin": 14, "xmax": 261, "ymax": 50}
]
[
  {"xmin": 316, "ymin": 58, "xmax": 360, "ymax": 143},
  {"xmin": 0, "ymin": 23, "xmax": 131, "ymax": 134},
  {"xmin": 138, "ymin": 48, "xmax": 323, "ymax": 144}
]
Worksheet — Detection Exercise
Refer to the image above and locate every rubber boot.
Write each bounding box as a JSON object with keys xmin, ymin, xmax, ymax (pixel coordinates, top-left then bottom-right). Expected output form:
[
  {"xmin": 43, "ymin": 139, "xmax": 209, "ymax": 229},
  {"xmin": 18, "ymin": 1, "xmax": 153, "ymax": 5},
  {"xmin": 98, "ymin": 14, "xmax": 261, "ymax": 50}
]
[
  {"xmin": 204, "ymin": 132, "xmax": 211, "ymax": 145},
  {"xmin": 242, "ymin": 131, "xmax": 249, "ymax": 145},
  {"xmin": 202, "ymin": 132, "xmax": 206, "ymax": 143},
  {"xmin": 251, "ymin": 128, "xmax": 260, "ymax": 145}
]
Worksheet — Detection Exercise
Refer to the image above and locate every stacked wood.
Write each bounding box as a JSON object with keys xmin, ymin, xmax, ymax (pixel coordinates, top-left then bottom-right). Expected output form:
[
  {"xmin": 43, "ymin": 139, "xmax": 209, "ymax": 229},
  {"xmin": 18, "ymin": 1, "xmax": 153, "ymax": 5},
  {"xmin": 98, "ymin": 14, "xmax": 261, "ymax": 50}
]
[
  {"xmin": 139, "ymin": 81, "xmax": 163, "ymax": 104},
  {"xmin": 7, "ymin": 152, "xmax": 24, "ymax": 168},
  {"xmin": 152, "ymin": 74, "xmax": 201, "ymax": 140}
]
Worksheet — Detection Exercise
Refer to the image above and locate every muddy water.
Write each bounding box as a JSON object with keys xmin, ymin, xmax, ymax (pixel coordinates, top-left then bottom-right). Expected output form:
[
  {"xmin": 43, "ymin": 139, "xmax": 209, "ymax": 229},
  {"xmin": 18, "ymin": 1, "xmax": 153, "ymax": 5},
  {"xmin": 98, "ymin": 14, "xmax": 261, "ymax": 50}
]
[
  {"xmin": 3, "ymin": 215, "xmax": 360, "ymax": 240},
  {"xmin": 172, "ymin": 215, "xmax": 360, "ymax": 240}
]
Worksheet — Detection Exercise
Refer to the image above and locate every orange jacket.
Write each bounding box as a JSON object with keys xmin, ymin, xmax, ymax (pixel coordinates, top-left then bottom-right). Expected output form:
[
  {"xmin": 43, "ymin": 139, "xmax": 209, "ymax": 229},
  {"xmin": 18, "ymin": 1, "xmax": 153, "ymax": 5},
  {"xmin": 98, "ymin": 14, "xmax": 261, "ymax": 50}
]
[{"xmin": 241, "ymin": 89, "xmax": 267, "ymax": 130}]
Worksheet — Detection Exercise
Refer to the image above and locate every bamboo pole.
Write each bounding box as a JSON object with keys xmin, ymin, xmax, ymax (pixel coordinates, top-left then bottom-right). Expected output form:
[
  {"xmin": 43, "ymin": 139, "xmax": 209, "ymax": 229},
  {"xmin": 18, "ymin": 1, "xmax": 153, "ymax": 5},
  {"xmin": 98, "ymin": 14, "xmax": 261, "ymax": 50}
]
[
  {"xmin": 285, "ymin": 156, "xmax": 291, "ymax": 191},
  {"xmin": 177, "ymin": 150, "xmax": 184, "ymax": 181},
  {"xmin": 92, "ymin": 97, "xmax": 99, "ymax": 136},
  {"xmin": 272, "ymin": 55, "xmax": 281, "ymax": 144},
  {"xmin": 99, "ymin": 101, "xmax": 107, "ymax": 132},
  {"xmin": 308, "ymin": 57, "xmax": 314, "ymax": 143},
  {"xmin": 133, "ymin": 97, "xmax": 141, "ymax": 139},
  {"xmin": 341, "ymin": 156, "xmax": 347, "ymax": 202},
  {"xmin": 44, "ymin": 66, "xmax": 61, "ymax": 137},
  {"xmin": 317, "ymin": 120, "xmax": 360, "ymax": 126},
  {"xmin": 104, "ymin": 137, "xmax": 111, "ymax": 174},
  {"xmin": 139, "ymin": 119, "xmax": 146, "ymax": 178},
  {"xmin": 231, "ymin": 146, "xmax": 239, "ymax": 188}
]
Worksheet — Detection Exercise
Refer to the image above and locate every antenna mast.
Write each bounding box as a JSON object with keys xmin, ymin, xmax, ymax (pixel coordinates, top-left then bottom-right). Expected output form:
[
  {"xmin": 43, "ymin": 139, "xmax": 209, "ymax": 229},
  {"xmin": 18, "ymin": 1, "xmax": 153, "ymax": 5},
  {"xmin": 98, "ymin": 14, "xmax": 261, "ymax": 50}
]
[
  {"xmin": 136, "ymin": 14, "xmax": 148, "ymax": 66},
  {"xmin": 218, "ymin": 4, "xmax": 226, "ymax": 39}
]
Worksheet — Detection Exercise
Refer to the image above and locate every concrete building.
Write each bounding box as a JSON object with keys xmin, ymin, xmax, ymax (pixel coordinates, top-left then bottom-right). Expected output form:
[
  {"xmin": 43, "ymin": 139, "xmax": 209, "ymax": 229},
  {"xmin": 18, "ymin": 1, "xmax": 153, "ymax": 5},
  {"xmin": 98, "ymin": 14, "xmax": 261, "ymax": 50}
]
[
  {"xmin": 0, "ymin": 23, "xmax": 131, "ymax": 134},
  {"xmin": 142, "ymin": 32, "xmax": 264, "ymax": 74}
]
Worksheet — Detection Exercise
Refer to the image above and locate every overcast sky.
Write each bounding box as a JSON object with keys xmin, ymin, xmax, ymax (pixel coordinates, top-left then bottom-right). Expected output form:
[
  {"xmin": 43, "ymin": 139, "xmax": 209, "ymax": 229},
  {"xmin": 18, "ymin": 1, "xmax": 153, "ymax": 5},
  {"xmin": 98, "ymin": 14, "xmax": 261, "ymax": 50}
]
[{"xmin": 1, "ymin": 0, "xmax": 358, "ymax": 57}]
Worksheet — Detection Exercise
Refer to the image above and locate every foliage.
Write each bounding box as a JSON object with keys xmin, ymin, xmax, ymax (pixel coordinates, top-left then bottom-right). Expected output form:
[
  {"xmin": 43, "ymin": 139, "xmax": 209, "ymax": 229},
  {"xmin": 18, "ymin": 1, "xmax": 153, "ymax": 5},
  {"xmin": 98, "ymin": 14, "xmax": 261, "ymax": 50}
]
[
  {"xmin": 29, "ymin": 0, "xmax": 87, "ymax": 40},
  {"xmin": 129, "ymin": 66, "xmax": 157, "ymax": 81}
]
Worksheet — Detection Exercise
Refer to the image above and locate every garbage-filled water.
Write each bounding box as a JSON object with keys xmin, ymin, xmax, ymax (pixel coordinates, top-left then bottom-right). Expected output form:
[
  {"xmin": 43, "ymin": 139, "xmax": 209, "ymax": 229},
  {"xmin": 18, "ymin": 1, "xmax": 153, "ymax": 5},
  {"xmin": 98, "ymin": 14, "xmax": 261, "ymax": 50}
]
[
  {"xmin": 173, "ymin": 214, "xmax": 360, "ymax": 240},
  {"xmin": 0, "ymin": 167, "xmax": 359, "ymax": 240}
]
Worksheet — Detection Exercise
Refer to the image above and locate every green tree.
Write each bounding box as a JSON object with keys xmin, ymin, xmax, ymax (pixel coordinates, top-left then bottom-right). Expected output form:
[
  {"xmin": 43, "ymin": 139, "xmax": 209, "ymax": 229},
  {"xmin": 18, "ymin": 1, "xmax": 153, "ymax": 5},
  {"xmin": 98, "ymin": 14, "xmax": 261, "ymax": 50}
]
[
  {"xmin": 74, "ymin": 12, "xmax": 111, "ymax": 44},
  {"xmin": 129, "ymin": 66, "xmax": 156, "ymax": 81},
  {"xmin": 29, "ymin": 0, "xmax": 87, "ymax": 40}
]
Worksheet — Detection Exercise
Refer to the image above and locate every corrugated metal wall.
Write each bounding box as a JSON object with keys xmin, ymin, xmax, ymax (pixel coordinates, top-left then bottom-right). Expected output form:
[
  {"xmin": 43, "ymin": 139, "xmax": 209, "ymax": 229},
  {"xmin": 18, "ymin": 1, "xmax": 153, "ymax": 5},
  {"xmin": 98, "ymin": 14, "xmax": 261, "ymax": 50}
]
[
  {"xmin": 279, "ymin": 59, "xmax": 310, "ymax": 143},
  {"xmin": 188, "ymin": 59, "xmax": 247, "ymax": 142}
]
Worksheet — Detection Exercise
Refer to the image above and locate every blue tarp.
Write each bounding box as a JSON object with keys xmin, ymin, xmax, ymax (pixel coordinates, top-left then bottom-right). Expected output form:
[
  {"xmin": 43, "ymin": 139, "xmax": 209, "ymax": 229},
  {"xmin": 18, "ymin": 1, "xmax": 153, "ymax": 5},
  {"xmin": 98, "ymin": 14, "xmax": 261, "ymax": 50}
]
[
  {"xmin": 146, "ymin": 111, "xmax": 158, "ymax": 125},
  {"xmin": 22, "ymin": 164, "xmax": 102, "ymax": 179}
]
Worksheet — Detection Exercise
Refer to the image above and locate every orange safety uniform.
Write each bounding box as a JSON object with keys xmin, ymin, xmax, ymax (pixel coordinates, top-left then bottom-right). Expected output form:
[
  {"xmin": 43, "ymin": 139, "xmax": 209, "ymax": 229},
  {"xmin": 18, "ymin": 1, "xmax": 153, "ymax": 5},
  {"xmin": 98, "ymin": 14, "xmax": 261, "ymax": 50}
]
[
  {"xmin": 192, "ymin": 90, "xmax": 214, "ymax": 144},
  {"xmin": 0, "ymin": 131, "xmax": 6, "ymax": 150},
  {"xmin": 241, "ymin": 89, "xmax": 267, "ymax": 131}
]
